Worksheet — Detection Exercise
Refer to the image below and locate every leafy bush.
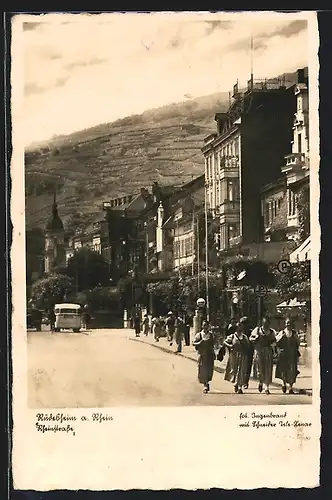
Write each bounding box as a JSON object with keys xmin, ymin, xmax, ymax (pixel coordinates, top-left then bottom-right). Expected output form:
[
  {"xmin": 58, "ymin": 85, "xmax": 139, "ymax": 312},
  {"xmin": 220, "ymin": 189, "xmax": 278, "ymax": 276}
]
[
  {"xmin": 30, "ymin": 274, "xmax": 74, "ymax": 310},
  {"xmin": 271, "ymin": 260, "xmax": 311, "ymax": 301}
]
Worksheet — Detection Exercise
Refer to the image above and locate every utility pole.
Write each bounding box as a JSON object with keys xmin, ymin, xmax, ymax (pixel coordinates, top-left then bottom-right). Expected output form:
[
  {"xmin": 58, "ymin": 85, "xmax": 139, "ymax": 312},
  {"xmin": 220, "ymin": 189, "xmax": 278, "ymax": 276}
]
[
  {"xmin": 176, "ymin": 218, "xmax": 180, "ymax": 275},
  {"xmin": 204, "ymin": 184, "xmax": 210, "ymax": 322},
  {"xmin": 145, "ymin": 221, "xmax": 149, "ymax": 274},
  {"xmin": 197, "ymin": 215, "xmax": 200, "ymax": 293},
  {"xmin": 191, "ymin": 202, "xmax": 195, "ymax": 277},
  {"xmin": 250, "ymin": 35, "xmax": 254, "ymax": 88}
]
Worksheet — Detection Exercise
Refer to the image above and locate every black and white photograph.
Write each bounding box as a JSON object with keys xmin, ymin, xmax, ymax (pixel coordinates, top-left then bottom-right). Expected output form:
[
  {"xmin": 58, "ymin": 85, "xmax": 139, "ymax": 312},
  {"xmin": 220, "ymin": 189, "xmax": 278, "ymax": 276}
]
[
  {"xmin": 21, "ymin": 12, "xmax": 317, "ymax": 408},
  {"xmin": 11, "ymin": 10, "xmax": 320, "ymax": 491}
]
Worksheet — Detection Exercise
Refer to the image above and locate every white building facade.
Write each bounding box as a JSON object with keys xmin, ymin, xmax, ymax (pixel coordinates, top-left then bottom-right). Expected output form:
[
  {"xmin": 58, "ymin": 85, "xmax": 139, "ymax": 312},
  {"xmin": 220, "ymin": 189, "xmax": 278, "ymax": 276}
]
[{"xmin": 281, "ymin": 81, "xmax": 310, "ymax": 243}]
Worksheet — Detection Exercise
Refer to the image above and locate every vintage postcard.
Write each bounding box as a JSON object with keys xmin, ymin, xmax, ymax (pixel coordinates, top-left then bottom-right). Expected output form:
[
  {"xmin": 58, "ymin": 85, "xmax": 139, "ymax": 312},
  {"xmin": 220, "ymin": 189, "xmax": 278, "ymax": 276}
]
[{"xmin": 11, "ymin": 11, "xmax": 320, "ymax": 490}]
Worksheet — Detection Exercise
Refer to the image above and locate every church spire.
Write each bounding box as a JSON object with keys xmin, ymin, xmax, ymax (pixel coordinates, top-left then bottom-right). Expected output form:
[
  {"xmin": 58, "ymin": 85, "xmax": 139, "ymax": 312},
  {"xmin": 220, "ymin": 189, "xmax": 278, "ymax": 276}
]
[
  {"xmin": 52, "ymin": 188, "xmax": 58, "ymax": 217},
  {"xmin": 46, "ymin": 184, "xmax": 64, "ymax": 232}
]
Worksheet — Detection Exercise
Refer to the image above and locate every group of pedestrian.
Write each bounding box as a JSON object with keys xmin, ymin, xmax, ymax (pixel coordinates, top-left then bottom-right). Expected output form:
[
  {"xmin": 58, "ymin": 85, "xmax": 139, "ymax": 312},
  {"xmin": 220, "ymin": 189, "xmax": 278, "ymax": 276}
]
[
  {"xmin": 193, "ymin": 316, "xmax": 301, "ymax": 395},
  {"xmin": 133, "ymin": 311, "xmax": 191, "ymax": 351}
]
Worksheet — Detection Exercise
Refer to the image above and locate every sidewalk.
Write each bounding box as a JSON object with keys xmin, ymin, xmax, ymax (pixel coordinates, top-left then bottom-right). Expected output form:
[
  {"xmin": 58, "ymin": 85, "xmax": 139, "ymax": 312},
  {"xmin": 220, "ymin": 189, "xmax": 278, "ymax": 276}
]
[{"xmin": 129, "ymin": 331, "xmax": 312, "ymax": 396}]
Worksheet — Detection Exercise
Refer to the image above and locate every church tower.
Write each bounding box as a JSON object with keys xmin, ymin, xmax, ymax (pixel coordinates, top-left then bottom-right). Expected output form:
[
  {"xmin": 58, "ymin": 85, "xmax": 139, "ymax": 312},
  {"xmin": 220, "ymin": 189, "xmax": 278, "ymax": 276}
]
[{"xmin": 44, "ymin": 190, "xmax": 65, "ymax": 274}]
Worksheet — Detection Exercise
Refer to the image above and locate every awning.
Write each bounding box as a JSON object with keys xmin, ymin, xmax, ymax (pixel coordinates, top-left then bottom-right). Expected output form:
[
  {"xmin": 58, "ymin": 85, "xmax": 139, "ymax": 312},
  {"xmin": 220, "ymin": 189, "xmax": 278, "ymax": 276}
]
[
  {"xmin": 277, "ymin": 298, "xmax": 307, "ymax": 309},
  {"xmin": 289, "ymin": 236, "xmax": 310, "ymax": 263}
]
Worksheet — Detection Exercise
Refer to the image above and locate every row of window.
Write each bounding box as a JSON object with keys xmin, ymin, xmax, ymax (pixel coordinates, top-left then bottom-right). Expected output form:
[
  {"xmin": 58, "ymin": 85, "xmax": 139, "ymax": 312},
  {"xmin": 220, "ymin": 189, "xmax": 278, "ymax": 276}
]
[
  {"xmin": 264, "ymin": 198, "xmax": 282, "ymax": 226},
  {"xmin": 206, "ymin": 138, "xmax": 240, "ymax": 179},
  {"xmin": 288, "ymin": 190, "xmax": 297, "ymax": 217},
  {"xmin": 174, "ymin": 236, "xmax": 194, "ymax": 259},
  {"xmin": 264, "ymin": 190, "xmax": 297, "ymax": 227},
  {"xmin": 217, "ymin": 224, "xmax": 240, "ymax": 251},
  {"xmin": 207, "ymin": 179, "xmax": 240, "ymax": 210}
]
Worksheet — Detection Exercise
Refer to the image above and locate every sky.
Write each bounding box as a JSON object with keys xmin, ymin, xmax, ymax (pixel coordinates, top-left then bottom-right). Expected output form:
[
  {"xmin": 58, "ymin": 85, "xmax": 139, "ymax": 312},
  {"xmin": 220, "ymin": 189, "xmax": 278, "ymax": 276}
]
[{"xmin": 17, "ymin": 12, "xmax": 310, "ymax": 146}]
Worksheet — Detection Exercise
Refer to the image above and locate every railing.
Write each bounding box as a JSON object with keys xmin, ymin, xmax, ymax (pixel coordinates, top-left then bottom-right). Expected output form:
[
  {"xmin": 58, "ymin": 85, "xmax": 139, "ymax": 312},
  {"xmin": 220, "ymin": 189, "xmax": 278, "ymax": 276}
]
[
  {"xmin": 247, "ymin": 78, "xmax": 289, "ymax": 92},
  {"xmin": 220, "ymin": 156, "xmax": 240, "ymax": 170},
  {"xmin": 285, "ymin": 152, "xmax": 306, "ymax": 166},
  {"xmin": 219, "ymin": 200, "xmax": 240, "ymax": 216},
  {"xmin": 232, "ymin": 78, "xmax": 290, "ymax": 99}
]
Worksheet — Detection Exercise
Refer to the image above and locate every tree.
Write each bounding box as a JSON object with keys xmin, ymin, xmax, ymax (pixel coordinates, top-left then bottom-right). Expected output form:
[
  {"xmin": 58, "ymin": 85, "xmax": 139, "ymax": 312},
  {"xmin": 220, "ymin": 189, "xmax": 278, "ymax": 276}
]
[
  {"xmin": 26, "ymin": 228, "xmax": 45, "ymax": 285},
  {"xmin": 30, "ymin": 274, "xmax": 74, "ymax": 310},
  {"xmin": 272, "ymin": 260, "xmax": 311, "ymax": 301},
  {"xmin": 66, "ymin": 247, "xmax": 110, "ymax": 292},
  {"xmin": 297, "ymin": 185, "xmax": 310, "ymax": 243},
  {"xmin": 146, "ymin": 267, "xmax": 225, "ymax": 318}
]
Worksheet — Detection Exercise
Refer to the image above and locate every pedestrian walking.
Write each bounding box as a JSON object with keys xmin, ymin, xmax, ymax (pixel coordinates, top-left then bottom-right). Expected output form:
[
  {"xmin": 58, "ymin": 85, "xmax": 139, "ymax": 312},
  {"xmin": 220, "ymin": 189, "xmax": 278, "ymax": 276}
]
[
  {"xmin": 159, "ymin": 317, "xmax": 166, "ymax": 337},
  {"xmin": 226, "ymin": 317, "xmax": 237, "ymax": 335},
  {"xmin": 183, "ymin": 313, "xmax": 191, "ymax": 346},
  {"xmin": 142, "ymin": 314, "xmax": 150, "ymax": 336},
  {"xmin": 81, "ymin": 304, "xmax": 91, "ymax": 331},
  {"xmin": 223, "ymin": 317, "xmax": 251, "ymax": 394},
  {"xmin": 193, "ymin": 321, "xmax": 215, "ymax": 394},
  {"xmin": 223, "ymin": 318, "xmax": 236, "ymax": 380},
  {"xmin": 275, "ymin": 318, "xmax": 301, "ymax": 394},
  {"xmin": 175, "ymin": 316, "xmax": 184, "ymax": 353},
  {"xmin": 249, "ymin": 317, "xmax": 277, "ymax": 395},
  {"xmin": 48, "ymin": 306, "xmax": 56, "ymax": 333},
  {"xmin": 165, "ymin": 311, "xmax": 176, "ymax": 346},
  {"xmin": 133, "ymin": 314, "xmax": 141, "ymax": 337},
  {"xmin": 152, "ymin": 316, "xmax": 161, "ymax": 342},
  {"xmin": 241, "ymin": 316, "xmax": 253, "ymax": 389}
]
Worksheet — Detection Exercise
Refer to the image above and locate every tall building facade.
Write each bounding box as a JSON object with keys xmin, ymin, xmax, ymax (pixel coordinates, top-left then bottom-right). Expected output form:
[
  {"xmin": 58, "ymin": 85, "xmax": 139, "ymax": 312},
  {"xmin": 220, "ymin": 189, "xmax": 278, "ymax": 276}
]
[
  {"xmin": 260, "ymin": 68, "xmax": 310, "ymax": 251},
  {"xmin": 281, "ymin": 75, "xmax": 310, "ymax": 242},
  {"xmin": 201, "ymin": 72, "xmax": 304, "ymax": 256}
]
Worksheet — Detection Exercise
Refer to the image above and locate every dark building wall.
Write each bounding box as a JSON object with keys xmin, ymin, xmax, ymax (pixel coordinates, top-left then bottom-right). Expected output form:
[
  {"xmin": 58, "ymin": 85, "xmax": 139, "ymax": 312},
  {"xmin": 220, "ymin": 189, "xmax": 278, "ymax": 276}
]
[{"xmin": 240, "ymin": 88, "xmax": 296, "ymax": 244}]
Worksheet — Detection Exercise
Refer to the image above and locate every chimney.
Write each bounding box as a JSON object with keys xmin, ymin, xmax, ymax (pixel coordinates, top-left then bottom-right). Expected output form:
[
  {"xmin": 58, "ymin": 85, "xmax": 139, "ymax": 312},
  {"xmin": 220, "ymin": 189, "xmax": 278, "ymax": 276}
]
[
  {"xmin": 297, "ymin": 68, "xmax": 305, "ymax": 84},
  {"xmin": 152, "ymin": 181, "xmax": 161, "ymax": 203}
]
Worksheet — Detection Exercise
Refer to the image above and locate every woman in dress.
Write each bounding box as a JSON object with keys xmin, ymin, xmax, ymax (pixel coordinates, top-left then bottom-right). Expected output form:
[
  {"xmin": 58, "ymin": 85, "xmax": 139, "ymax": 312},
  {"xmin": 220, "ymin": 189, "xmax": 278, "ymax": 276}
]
[
  {"xmin": 152, "ymin": 316, "xmax": 161, "ymax": 342},
  {"xmin": 142, "ymin": 314, "xmax": 150, "ymax": 336},
  {"xmin": 192, "ymin": 321, "xmax": 215, "ymax": 393},
  {"xmin": 133, "ymin": 314, "xmax": 141, "ymax": 337},
  {"xmin": 224, "ymin": 317, "xmax": 251, "ymax": 394},
  {"xmin": 249, "ymin": 317, "xmax": 277, "ymax": 395},
  {"xmin": 240, "ymin": 316, "xmax": 254, "ymax": 389},
  {"xmin": 275, "ymin": 318, "xmax": 301, "ymax": 394}
]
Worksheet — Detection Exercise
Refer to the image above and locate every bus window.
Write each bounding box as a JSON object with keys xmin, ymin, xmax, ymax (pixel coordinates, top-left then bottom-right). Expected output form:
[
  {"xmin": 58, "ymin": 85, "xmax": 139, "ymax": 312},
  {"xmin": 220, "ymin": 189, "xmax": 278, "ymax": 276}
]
[{"xmin": 59, "ymin": 308, "xmax": 79, "ymax": 314}]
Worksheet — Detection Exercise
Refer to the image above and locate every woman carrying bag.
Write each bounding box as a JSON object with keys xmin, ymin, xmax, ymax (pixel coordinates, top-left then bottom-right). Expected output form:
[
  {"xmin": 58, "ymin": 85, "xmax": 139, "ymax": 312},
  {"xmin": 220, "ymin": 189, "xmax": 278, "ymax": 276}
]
[{"xmin": 223, "ymin": 317, "xmax": 251, "ymax": 394}]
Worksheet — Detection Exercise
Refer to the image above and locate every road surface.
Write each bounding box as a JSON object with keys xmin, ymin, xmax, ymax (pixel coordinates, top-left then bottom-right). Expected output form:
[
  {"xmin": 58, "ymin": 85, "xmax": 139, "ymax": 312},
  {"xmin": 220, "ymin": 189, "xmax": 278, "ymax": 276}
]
[{"xmin": 28, "ymin": 328, "xmax": 311, "ymax": 408}]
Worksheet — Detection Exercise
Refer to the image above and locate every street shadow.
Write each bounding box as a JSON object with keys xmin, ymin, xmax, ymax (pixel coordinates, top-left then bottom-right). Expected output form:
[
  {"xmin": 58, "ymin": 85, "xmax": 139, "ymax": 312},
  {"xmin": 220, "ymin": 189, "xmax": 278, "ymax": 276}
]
[{"xmin": 208, "ymin": 389, "xmax": 305, "ymax": 396}]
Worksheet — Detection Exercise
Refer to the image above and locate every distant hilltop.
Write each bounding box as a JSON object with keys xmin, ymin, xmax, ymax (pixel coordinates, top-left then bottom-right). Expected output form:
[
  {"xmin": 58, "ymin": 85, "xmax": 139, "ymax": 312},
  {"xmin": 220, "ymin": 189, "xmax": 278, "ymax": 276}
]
[{"xmin": 25, "ymin": 69, "xmax": 302, "ymax": 233}]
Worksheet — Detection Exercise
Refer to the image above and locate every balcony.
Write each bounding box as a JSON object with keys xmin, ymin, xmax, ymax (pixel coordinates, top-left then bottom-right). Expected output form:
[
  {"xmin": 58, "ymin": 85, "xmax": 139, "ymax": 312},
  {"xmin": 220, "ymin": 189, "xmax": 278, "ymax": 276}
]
[
  {"xmin": 285, "ymin": 153, "xmax": 306, "ymax": 167},
  {"xmin": 247, "ymin": 77, "xmax": 288, "ymax": 92},
  {"xmin": 219, "ymin": 156, "xmax": 240, "ymax": 179},
  {"xmin": 219, "ymin": 200, "xmax": 240, "ymax": 216}
]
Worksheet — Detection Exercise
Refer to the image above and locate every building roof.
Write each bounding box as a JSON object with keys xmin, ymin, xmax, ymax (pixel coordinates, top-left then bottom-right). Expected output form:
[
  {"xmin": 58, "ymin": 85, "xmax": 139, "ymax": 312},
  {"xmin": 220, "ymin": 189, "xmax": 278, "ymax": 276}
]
[
  {"xmin": 92, "ymin": 212, "xmax": 107, "ymax": 224},
  {"xmin": 46, "ymin": 193, "xmax": 64, "ymax": 232},
  {"xmin": 260, "ymin": 176, "xmax": 286, "ymax": 194}
]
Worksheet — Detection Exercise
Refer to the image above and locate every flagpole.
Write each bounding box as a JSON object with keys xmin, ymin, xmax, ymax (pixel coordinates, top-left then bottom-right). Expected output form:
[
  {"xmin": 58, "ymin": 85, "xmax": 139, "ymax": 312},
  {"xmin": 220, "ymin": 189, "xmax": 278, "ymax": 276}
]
[{"xmin": 250, "ymin": 35, "xmax": 254, "ymax": 87}]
